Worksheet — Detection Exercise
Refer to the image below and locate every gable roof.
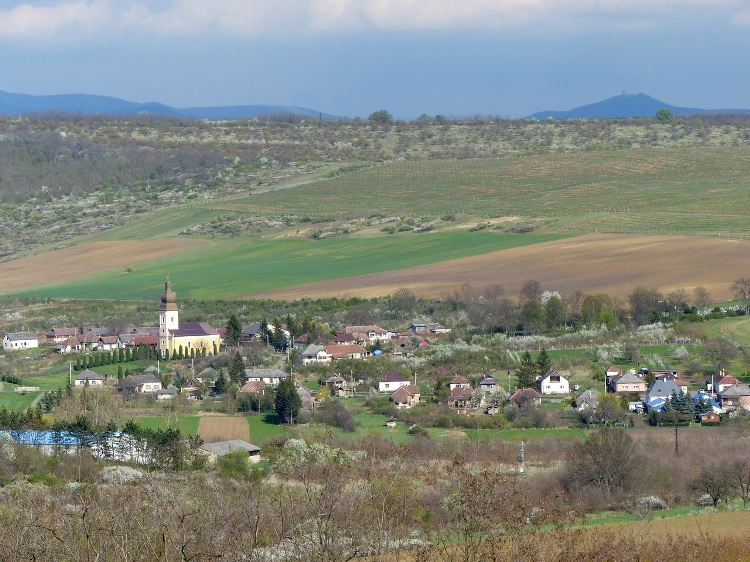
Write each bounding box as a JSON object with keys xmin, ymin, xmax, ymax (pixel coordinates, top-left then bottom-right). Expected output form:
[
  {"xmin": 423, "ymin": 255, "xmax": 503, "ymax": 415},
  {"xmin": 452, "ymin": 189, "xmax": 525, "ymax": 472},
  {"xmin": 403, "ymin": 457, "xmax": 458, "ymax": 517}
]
[
  {"xmin": 392, "ymin": 384, "xmax": 420, "ymax": 402},
  {"xmin": 479, "ymin": 375, "xmax": 498, "ymax": 386},
  {"xmin": 4, "ymin": 332, "xmax": 37, "ymax": 341},
  {"xmin": 615, "ymin": 372, "xmax": 643, "ymax": 385},
  {"xmin": 719, "ymin": 383, "xmax": 750, "ymax": 397},
  {"xmin": 450, "ymin": 374, "xmax": 470, "ymax": 385},
  {"xmin": 244, "ymin": 368, "xmax": 288, "ymax": 380},
  {"xmin": 647, "ymin": 380, "xmax": 682, "ymax": 399},
  {"xmin": 200, "ymin": 440, "xmax": 260, "ymax": 457},
  {"xmin": 171, "ymin": 322, "xmax": 219, "ymax": 337},
  {"xmin": 75, "ymin": 369, "xmax": 105, "ymax": 381},
  {"xmin": 381, "ymin": 371, "xmax": 410, "ymax": 383}
]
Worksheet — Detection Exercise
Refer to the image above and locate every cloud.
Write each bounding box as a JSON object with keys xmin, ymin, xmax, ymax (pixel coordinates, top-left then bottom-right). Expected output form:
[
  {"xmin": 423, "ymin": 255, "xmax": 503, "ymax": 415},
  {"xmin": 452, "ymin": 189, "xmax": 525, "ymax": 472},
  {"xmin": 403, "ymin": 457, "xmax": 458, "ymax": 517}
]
[{"xmin": 0, "ymin": 0, "xmax": 744, "ymax": 40}]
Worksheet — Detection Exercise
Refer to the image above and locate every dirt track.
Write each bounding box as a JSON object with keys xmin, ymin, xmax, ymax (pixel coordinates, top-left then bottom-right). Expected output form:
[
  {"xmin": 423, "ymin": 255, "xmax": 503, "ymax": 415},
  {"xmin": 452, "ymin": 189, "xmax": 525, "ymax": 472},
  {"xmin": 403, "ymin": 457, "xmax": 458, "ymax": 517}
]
[
  {"xmin": 242, "ymin": 234, "xmax": 750, "ymax": 301},
  {"xmin": 0, "ymin": 240, "xmax": 200, "ymax": 293}
]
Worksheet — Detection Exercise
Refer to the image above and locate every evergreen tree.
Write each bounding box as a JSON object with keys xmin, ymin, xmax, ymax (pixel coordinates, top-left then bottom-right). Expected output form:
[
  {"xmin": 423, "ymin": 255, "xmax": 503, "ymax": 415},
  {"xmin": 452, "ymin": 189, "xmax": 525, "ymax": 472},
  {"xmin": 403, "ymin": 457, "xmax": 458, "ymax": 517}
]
[
  {"xmin": 117, "ymin": 365, "xmax": 124, "ymax": 382},
  {"xmin": 228, "ymin": 351, "xmax": 246, "ymax": 385},
  {"xmin": 274, "ymin": 376, "xmax": 301, "ymax": 424},
  {"xmin": 535, "ymin": 349, "xmax": 552, "ymax": 379},
  {"xmin": 75, "ymin": 357, "xmax": 81, "ymax": 371},
  {"xmin": 225, "ymin": 314, "xmax": 242, "ymax": 347},
  {"xmin": 273, "ymin": 317, "xmax": 287, "ymax": 351},
  {"xmin": 214, "ymin": 371, "xmax": 229, "ymax": 395},
  {"xmin": 694, "ymin": 394, "xmax": 714, "ymax": 417},
  {"xmin": 516, "ymin": 351, "xmax": 537, "ymax": 388}
]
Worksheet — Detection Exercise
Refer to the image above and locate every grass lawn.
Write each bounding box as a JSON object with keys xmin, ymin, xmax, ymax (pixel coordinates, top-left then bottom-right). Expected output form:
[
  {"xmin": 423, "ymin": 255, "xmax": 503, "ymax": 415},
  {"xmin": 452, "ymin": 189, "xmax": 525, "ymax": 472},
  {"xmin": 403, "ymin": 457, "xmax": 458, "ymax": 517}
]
[
  {"xmin": 132, "ymin": 415, "xmax": 201, "ymax": 436},
  {"xmin": 0, "ymin": 390, "xmax": 42, "ymax": 410},
  {"xmin": 246, "ymin": 414, "xmax": 288, "ymax": 444}
]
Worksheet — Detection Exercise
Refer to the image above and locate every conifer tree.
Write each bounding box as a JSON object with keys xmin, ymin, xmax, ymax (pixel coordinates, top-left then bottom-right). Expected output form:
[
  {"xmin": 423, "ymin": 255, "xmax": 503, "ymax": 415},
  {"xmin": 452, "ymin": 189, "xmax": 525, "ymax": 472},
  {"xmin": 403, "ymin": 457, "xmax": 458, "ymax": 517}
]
[
  {"xmin": 516, "ymin": 351, "xmax": 537, "ymax": 388},
  {"xmin": 536, "ymin": 348, "xmax": 553, "ymax": 379},
  {"xmin": 274, "ymin": 376, "xmax": 301, "ymax": 424}
]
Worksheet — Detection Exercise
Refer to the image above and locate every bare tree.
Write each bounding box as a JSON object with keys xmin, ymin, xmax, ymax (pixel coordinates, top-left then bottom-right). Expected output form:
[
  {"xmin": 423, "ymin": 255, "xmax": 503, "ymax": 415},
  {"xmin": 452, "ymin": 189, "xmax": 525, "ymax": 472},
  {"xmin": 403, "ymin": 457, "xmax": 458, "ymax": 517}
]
[
  {"xmin": 519, "ymin": 279, "xmax": 543, "ymax": 303},
  {"xmin": 702, "ymin": 337, "xmax": 738, "ymax": 372},
  {"xmin": 693, "ymin": 286, "xmax": 713, "ymax": 311},
  {"xmin": 692, "ymin": 463, "xmax": 734, "ymax": 507},
  {"xmin": 732, "ymin": 276, "xmax": 750, "ymax": 314}
]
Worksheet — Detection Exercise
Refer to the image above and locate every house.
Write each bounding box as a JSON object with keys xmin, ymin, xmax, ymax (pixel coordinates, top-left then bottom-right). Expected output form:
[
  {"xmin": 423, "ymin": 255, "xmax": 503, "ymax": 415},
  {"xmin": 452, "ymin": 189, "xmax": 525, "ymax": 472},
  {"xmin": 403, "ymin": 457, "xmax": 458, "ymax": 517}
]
[
  {"xmin": 448, "ymin": 374, "xmax": 471, "ymax": 391},
  {"xmin": 610, "ymin": 372, "xmax": 647, "ymax": 395},
  {"xmin": 378, "ymin": 372, "xmax": 411, "ymax": 392},
  {"xmin": 323, "ymin": 344, "xmax": 367, "ymax": 361},
  {"xmin": 156, "ymin": 387, "xmax": 178, "ymax": 401},
  {"xmin": 343, "ymin": 325, "xmax": 394, "ymax": 342},
  {"xmin": 244, "ymin": 368, "xmax": 288, "ymax": 387},
  {"xmin": 3, "ymin": 332, "xmax": 39, "ymax": 351},
  {"xmin": 653, "ymin": 372, "xmax": 689, "ymax": 394},
  {"xmin": 510, "ymin": 388, "xmax": 542, "ymax": 407},
  {"xmin": 448, "ymin": 387, "xmax": 474, "ymax": 414},
  {"xmin": 239, "ymin": 322, "xmax": 264, "ymax": 344},
  {"xmin": 53, "ymin": 337, "xmax": 81, "ymax": 354},
  {"xmin": 74, "ymin": 370, "xmax": 105, "ymax": 387},
  {"xmin": 692, "ymin": 391, "xmax": 721, "ymax": 414},
  {"xmin": 158, "ymin": 278, "xmax": 221, "ymax": 358},
  {"xmin": 392, "ymin": 384, "xmax": 420, "ymax": 409},
  {"xmin": 605, "ymin": 366, "xmax": 623, "ymax": 379},
  {"xmin": 301, "ymin": 344, "xmax": 330, "ymax": 365},
  {"xmin": 199, "ymin": 440, "xmax": 261, "ymax": 464},
  {"xmin": 409, "ymin": 322, "xmax": 450, "ymax": 335},
  {"xmin": 324, "ymin": 375, "xmax": 353, "ymax": 398},
  {"xmin": 45, "ymin": 327, "xmax": 79, "ymax": 343},
  {"xmin": 96, "ymin": 336, "xmax": 122, "ymax": 351},
  {"xmin": 333, "ymin": 332, "xmax": 358, "ymax": 344},
  {"xmin": 295, "ymin": 382, "xmax": 315, "ymax": 412},
  {"xmin": 237, "ymin": 380, "xmax": 266, "ymax": 395},
  {"xmin": 539, "ymin": 370, "xmax": 569, "ymax": 395},
  {"xmin": 576, "ymin": 389, "xmax": 600, "ymax": 411},
  {"xmin": 478, "ymin": 375, "xmax": 499, "ymax": 396},
  {"xmin": 117, "ymin": 374, "xmax": 162, "ymax": 395},
  {"xmin": 714, "ymin": 371, "xmax": 740, "ymax": 394},
  {"xmin": 700, "ymin": 413, "xmax": 721, "ymax": 424},
  {"xmin": 644, "ymin": 380, "xmax": 682, "ymax": 411},
  {"xmin": 719, "ymin": 384, "xmax": 750, "ymax": 412}
]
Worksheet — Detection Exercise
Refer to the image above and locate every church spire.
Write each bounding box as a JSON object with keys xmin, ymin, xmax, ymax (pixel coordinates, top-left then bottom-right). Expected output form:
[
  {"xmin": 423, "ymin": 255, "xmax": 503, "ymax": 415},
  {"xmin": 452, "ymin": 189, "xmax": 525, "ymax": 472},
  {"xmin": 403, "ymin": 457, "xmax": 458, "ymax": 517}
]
[{"xmin": 160, "ymin": 276, "xmax": 178, "ymax": 311}]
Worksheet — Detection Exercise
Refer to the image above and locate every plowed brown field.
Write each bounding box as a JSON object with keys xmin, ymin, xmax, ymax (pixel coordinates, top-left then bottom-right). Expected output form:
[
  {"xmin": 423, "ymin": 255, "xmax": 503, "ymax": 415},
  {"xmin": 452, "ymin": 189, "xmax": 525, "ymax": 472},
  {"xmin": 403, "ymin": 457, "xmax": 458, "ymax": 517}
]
[
  {"xmin": 244, "ymin": 234, "xmax": 750, "ymax": 301},
  {"xmin": 197, "ymin": 416, "xmax": 249, "ymax": 443},
  {"xmin": 0, "ymin": 240, "xmax": 201, "ymax": 293}
]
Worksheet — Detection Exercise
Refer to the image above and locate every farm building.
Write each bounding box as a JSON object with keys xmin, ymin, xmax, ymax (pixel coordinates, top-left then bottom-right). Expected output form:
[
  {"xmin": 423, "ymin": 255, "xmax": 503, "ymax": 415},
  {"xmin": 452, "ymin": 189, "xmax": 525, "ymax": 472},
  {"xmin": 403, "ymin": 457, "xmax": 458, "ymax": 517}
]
[
  {"xmin": 199, "ymin": 440, "xmax": 261, "ymax": 464},
  {"xmin": 3, "ymin": 332, "xmax": 39, "ymax": 351}
]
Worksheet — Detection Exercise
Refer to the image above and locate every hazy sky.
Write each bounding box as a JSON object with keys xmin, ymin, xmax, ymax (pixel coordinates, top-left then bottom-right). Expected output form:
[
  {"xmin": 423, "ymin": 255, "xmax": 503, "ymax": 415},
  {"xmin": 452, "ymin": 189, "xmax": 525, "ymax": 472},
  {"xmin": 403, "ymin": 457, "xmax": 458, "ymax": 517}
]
[{"xmin": 1, "ymin": 1, "xmax": 749, "ymax": 118}]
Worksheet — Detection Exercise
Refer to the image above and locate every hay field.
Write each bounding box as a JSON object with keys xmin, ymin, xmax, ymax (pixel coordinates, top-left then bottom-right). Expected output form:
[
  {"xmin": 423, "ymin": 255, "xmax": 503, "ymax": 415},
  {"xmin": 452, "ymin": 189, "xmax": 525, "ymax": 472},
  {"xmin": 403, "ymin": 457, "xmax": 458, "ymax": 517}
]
[
  {"xmin": 244, "ymin": 233, "xmax": 750, "ymax": 301},
  {"xmin": 0, "ymin": 240, "xmax": 201, "ymax": 293},
  {"xmin": 198, "ymin": 416, "xmax": 250, "ymax": 443}
]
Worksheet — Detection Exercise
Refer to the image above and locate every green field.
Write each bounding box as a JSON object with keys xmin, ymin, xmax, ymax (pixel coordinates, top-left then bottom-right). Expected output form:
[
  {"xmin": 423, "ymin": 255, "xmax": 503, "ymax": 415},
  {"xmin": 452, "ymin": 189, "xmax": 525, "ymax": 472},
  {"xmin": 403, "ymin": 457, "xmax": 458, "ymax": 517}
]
[
  {"xmin": 13, "ymin": 231, "xmax": 567, "ymax": 299},
  {"xmin": 134, "ymin": 415, "xmax": 201, "ymax": 436},
  {"xmin": 224, "ymin": 149, "xmax": 750, "ymax": 236}
]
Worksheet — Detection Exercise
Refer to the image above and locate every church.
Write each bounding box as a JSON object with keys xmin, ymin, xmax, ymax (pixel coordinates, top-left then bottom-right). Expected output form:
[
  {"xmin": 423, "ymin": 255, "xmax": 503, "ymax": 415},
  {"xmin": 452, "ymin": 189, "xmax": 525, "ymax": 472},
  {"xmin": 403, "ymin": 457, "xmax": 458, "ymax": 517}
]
[{"xmin": 158, "ymin": 277, "xmax": 222, "ymax": 358}]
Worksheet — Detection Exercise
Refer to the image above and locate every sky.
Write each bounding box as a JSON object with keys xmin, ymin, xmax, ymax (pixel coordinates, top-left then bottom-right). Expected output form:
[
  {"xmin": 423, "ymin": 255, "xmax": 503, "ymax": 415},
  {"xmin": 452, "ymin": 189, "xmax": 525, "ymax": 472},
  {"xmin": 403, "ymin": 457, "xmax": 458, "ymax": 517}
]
[{"xmin": 0, "ymin": 1, "xmax": 749, "ymax": 119}]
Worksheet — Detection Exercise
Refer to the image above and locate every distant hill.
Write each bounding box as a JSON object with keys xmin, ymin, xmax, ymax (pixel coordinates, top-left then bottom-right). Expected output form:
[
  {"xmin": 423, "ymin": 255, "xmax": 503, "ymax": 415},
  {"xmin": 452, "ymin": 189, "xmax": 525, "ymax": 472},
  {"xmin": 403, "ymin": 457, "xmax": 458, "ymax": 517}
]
[
  {"xmin": 528, "ymin": 93, "xmax": 750, "ymax": 120},
  {"xmin": 0, "ymin": 89, "xmax": 334, "ymax": 120}
]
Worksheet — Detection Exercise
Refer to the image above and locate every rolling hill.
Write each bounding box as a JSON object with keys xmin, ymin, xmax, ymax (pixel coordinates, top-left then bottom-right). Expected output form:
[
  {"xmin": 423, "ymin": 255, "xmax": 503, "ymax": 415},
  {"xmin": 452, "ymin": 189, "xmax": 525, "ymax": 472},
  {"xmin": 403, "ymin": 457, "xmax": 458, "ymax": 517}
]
[
  {"xmin": 528, "ymin": 92, "xmax": 750, "ymax": 119},
  {"xmin": 0, "ymin": 89, "xmax": 334, "ymax": 119}
]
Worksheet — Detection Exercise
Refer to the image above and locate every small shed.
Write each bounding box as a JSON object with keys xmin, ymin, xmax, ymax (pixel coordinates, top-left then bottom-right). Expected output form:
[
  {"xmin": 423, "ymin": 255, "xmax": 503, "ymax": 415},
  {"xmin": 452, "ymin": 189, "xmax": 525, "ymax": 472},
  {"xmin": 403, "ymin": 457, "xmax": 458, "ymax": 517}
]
[{"xmin": 199, "ymin": 439, "xmax": 261, "ymax": 464}]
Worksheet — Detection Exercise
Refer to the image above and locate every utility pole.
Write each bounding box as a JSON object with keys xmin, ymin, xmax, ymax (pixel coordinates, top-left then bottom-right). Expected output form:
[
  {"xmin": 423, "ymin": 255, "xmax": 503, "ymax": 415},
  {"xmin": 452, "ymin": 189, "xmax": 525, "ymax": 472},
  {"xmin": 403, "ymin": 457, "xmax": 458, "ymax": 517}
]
[
  {"xmin": 674, "ymin": 427, "xmax": 679, "ymax": 456},
  {"xmin": 518, "ymin": 440, "xmax": 525, "ymax": 474}
]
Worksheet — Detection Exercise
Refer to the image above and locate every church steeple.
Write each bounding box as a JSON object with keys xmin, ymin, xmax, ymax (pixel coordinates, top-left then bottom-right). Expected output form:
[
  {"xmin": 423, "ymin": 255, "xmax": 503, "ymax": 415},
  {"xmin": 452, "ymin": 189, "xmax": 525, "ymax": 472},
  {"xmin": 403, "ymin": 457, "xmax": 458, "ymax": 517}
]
[
  {"xmin": 160, "ymin": 276, "xmax": 178, "ymax": 312},
  {"xmin": 159, "ymin": 276, "xmax": 179, "ymax": 357}
]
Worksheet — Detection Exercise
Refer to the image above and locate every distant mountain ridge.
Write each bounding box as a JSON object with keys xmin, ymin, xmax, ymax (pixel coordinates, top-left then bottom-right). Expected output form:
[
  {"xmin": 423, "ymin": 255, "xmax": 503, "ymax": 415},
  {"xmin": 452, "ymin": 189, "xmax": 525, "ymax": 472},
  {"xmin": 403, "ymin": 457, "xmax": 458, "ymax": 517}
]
[
  {"xmin": 528, "ymin": 93, "xmax": 750, "ymax": 119},
  {"xmin": 0, "ymin": 89, "xmax": 334, "ymax": 120}
]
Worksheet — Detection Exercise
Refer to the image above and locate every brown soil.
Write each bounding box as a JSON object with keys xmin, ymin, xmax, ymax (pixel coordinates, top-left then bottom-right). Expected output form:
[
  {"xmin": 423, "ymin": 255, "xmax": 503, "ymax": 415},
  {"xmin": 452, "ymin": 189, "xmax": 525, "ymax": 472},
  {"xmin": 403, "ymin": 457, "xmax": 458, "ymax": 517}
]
[
  {"xmin": 197, "ymin": 416, "xmax": 250, "ymax": 443},
  {"xmin": 0, "ymin": 240, "xmax": 201, "ymax": 293},
  {"xmin": 243, "ymin": 234, "xmax": 750, "ymax": 301}
]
